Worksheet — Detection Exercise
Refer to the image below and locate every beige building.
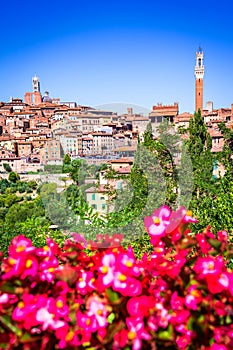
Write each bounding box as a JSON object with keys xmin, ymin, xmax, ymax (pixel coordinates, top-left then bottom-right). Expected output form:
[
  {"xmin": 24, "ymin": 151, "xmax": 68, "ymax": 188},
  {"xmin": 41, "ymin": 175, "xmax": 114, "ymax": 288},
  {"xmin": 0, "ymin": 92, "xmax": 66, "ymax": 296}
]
[{"xmin": 85, "ymin": 185, "xmax": 108, "ymax": 215}]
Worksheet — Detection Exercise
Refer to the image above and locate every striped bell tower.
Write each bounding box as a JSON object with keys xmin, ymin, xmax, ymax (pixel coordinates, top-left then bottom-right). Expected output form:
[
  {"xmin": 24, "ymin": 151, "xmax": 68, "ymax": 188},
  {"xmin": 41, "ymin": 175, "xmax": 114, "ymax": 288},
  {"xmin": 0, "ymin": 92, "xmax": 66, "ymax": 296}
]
[{"xmin": 194, "ymin": 47, "xmax": 204, "ymax": 112}]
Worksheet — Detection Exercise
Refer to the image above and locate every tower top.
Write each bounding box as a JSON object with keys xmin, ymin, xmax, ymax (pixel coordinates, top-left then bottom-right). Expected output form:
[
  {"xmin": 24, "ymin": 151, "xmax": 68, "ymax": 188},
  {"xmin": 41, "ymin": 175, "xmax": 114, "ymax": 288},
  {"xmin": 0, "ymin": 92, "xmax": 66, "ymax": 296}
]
[
  {"xmin": 32, "ymin": 75, "xmax": 40, "ymax": 93},
  {"xmin": 195, "ymin": 48, "xmax": 204, "ymax": 112},
  {"xmin": 194, "ymin": 49, "xmax": 204, "ymax": 79}
]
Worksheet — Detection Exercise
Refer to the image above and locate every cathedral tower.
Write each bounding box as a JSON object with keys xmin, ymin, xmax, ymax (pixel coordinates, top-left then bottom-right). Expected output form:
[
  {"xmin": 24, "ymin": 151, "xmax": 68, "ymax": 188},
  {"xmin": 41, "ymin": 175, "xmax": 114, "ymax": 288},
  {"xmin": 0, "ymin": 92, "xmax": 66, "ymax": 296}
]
[
  {"xmin": 32, "ymin": 75, "xmax": 40, "ymax": 93},
  {"xmin": 194, "ymin": 47, "xmax": 204, "ymax": 112}
]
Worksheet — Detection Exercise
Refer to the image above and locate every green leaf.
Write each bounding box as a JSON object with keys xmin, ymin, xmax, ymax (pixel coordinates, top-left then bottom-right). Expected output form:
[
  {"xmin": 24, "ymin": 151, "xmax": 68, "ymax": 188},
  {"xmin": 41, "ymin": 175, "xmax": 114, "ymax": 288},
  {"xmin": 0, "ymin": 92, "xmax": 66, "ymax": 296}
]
[
  {"xmin": 106, "ymin": 288, "xmax": 121, "ymax": 304},
  {"xmin": 0, "ymin": 315, "xmax": 22, "ymax": 337},
  {"xmin": 157, "ymin": 325, "xmax": 173, "ymax": 340},
  {"xmin": 20, "ymin": 332, "xmax": 41, "ymax": 343},
  {"xmin": 208, "ymin": 238, "xmax": 222, "ymax": 250},
  {"xmin": 107, "ymin": 312, "xmax": 115, "ymax": 324},
  {"xmin": 0, "ymin": 281, "xmax": 17, "ymax": 293}
]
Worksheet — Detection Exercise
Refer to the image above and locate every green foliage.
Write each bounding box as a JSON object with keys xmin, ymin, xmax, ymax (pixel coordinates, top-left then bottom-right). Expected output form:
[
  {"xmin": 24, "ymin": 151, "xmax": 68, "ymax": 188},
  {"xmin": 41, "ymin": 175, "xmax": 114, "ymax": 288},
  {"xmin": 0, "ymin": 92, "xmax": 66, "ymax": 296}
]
[
  {"xmin": 184, "ymin": 110, "xmax": 233, "ymax": 234},
  {"xmin": 185, "ymin": 109, "xmax": 213, "ymax": 196},
  {"xmin": 0, "ymin": 217, "xmax": 66, "ymax": 257},
  {"xmin": 62, "ymin": 154, "xmax": 72, "ymax": 173},
  {"xmin": 44, "ymin": 164, "xmax": 63, "ymax": 173},
  {"xmin": 8, "ymin": 172, "xmax": 20, "ymax": 183},
  {"xmin": 3, "ymin": 163, "xmax": 12, "ymax": 172},
  {"xmin": 217, "ymin": 122, "xmax": 233, "ymax": 178}
]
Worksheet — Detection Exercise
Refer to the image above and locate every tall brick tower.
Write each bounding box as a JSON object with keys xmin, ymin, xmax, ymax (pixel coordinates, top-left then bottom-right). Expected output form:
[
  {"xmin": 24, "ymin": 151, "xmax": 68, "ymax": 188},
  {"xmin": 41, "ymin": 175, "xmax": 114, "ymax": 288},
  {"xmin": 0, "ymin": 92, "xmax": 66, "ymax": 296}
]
[{"xmin": 194, "ymin": 47, "xmax": 204, "ymax": 112}]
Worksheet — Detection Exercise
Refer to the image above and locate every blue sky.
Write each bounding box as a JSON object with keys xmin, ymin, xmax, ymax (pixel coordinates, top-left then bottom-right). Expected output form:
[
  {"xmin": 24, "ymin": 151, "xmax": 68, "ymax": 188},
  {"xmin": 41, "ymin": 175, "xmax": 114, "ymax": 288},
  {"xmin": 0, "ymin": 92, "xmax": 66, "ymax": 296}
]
[{"xmin": 1, "ymin": 0, "xmax": 233, "ymax": 114}]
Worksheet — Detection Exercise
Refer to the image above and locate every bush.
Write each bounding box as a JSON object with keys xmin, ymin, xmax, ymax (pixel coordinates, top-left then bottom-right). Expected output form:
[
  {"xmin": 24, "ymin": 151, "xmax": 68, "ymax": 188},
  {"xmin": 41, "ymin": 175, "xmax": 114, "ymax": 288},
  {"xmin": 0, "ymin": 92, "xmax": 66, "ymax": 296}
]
[{"xmin": 0, "ymin": 206, "xmax": 233, "ymax": 349}]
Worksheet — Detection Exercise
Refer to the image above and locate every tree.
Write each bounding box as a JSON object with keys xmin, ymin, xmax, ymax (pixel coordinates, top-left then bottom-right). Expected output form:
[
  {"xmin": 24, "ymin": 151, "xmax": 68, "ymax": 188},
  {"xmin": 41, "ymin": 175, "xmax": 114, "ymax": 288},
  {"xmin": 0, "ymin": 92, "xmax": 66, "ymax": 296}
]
[
  {"xmin": 143, "ymin": 121, "xmax": 153, "ymax": 147},
  {"xmin": 8, "ymin": 172, "xmax": 20, "ymax": 183},
  {"xmin": 69, "ymin": 159, "xmax": 90, "ymax": 185},
  {"xmin": 3, "ymin": 163, "xmax": 12, "ymax": 173},
  {"xmin": 185, "ymin": 109, "xmax": 213, "ymax": 198},
  {"xmin": 62, "ymin": 154, "xmax": 71, "ymax": 173},
  {"xmin": 217, "ymin": 122, "xmax": 233, "ymax": 178}
]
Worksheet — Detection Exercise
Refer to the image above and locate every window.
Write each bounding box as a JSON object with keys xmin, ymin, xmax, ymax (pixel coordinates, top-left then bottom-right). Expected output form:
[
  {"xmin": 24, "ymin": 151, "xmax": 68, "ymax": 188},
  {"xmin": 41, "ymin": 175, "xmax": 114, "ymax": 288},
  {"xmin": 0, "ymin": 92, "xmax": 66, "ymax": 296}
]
[
  {"xmin": 100, "ymin": 196, "xmax": 105, "ymax": 200},
  {"xmin": 92, "ymin": 194, "xmax": 95, "ymax": 200},
  {"xmin": 92, "ymin": 204, "xmax": 97, "ymax": 209},
  {"xmin": 102, "ymin": 204, "xmax": 106, "ymax": 210}
]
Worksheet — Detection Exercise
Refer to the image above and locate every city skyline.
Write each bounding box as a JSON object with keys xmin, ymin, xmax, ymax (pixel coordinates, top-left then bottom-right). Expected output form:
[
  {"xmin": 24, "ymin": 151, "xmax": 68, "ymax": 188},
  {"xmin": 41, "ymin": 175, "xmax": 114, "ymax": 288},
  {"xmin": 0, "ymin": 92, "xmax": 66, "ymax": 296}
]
[{"xmin": 1, "ymin": 0, "xmax": 233, "ymax": 114}]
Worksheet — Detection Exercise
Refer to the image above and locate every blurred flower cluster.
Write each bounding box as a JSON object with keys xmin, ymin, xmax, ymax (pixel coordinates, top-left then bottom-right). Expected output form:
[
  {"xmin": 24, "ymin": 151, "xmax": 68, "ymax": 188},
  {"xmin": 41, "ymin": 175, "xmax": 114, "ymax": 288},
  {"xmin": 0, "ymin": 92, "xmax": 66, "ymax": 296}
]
[{"xmin": 0, "ymin": 205, "xmax": 233, "ymax": 349}]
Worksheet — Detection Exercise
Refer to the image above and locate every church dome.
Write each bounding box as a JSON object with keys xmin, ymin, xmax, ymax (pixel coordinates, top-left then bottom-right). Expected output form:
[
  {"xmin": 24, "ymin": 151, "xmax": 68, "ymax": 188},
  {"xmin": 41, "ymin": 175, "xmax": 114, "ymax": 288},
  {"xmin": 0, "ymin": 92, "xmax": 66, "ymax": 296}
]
[{"xmin": 42, "ymin": 91, "xmax": 52, "ymax": 103}]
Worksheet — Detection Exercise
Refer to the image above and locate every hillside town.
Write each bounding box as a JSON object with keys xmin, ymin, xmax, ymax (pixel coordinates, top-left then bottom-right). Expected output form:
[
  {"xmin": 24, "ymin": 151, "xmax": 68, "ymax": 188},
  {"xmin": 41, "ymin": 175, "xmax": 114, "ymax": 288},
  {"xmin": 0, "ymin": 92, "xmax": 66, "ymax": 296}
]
[{"xmin": 0, "ymin": 48, "xmax": 231, "ymax": 175}]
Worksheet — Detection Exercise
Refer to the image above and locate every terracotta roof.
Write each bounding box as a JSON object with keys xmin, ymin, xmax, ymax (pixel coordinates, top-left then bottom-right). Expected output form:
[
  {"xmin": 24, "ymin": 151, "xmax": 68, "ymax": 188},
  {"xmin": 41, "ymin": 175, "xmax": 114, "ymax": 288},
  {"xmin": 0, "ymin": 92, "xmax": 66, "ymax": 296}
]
[{"xmin": 110, "ymin": 157, "xmax": 134, "ymax": 163}]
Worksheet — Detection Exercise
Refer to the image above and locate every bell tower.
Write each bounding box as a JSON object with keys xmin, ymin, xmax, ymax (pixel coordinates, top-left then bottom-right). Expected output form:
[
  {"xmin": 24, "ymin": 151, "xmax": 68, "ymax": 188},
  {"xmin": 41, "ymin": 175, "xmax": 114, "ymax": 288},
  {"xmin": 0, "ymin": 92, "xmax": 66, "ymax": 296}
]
[
  {"xmin": 32, "ymin": 75, "xmax": 40, "ymax": 93},
  {"xmin": 194, "ymin": 47, "xmax": 204, "ymax": 112}
]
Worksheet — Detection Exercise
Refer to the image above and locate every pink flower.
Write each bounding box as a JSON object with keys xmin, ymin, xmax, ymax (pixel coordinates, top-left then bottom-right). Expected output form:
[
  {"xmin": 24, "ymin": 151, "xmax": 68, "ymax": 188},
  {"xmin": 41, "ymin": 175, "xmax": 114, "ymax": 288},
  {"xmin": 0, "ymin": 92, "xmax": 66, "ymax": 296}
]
[
  {"xmin": 171, "ymin": 291, "xmax": 184, "ymax": 310},
  {"xmin": 217, "ymin": 230, "xmax": 228, "ymax": 242},
  {"xmin": 170, "ymin": 309, "xmax": 190, "ymax": 326},
  {"xmin": 176, "ymin": 333, "xmax": 192, "ymax": 349},
  {"xmin": 35, "ymin": 296, "xmax": 66, "ymax": 331},
  {"xmin": 8, "ymin": 235, "xmax": 35, "ymax": 257},
  {"xmin": 196, "ymin": 233, "xmax": 212, "ymax": 254},
  {"xmin": 126, "ymin": 316, "xmax": 151, "ymax": 350},
  {"xmin": 87, "ymin": 295, "xmax": 108, "ymax": 329},
  {"xmin": 209, "ymin": 345, "xmax": 227, "ymax": 350},
  {"xmin": 193, "ymin": 256, "xmax": 224, "ymax": 277},
  {"xmin": 113, "ymin": 273, "xmax": 142, "ymax": 297},
  {"xmin": 144, "ymin": 205, "xmax": 171, "ymax": 244},
  {"xmin": 70, "ymin": 233, "xmax": 88, "ymax": 248},
  {"xmin": 12, "ymin": 294, "xmax": 39, "ymax": 329},
  {"xmin": 54, "ymin": 296, "xmax": 69, "ymax": 318},
  {"xmin": 127, "ymin": 295, "xmax": 154, "ymax": 317},
  {"xmin": 206, "ymin": 272, "xmax": 230, "ymax": 294},
  {"xmin": 39, "ymin": 256, "xmax": 59, "ymax": 282},
  {"xmin": 36, "ymin": 307, "xmax": 65, "ymax": 331},
  {"xmin": 184, "ymin": 285, "xmax": 202, "ymax": 310},
  {"xmin": 76, "ymin": 271, "xmax": 95, "ymax": 295},
  {"xmin": 99, "ymin": 253, "xmax": 116, "ymax": 287},
  {"xmin": 113, "ymin": 329, "xmax": 128, "ymax": 349}
]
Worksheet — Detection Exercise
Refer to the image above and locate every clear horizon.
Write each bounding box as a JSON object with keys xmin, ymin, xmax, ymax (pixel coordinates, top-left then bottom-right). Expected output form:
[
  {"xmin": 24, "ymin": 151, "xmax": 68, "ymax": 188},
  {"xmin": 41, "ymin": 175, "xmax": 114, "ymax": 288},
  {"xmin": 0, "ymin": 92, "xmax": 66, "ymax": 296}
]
[{"xmin": 1, "ymin": 0, "xmax": 233, "ymax": 114}]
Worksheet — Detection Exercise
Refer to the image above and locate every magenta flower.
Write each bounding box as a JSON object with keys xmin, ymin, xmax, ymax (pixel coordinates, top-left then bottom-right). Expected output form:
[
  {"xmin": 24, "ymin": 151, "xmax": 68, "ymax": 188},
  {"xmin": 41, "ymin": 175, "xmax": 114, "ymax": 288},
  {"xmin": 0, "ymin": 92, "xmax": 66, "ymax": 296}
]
[
  {"xmin": 127, "ymin": 295, "xmax": 154, "ymax": 317},
  {"xmin": 86, "ymin": 295, "xmax": 108, "ymax": 329},
  {"xmin": 176, "ymin": 332, "xmax": 192, "ymax": 350},
  {"xmin": 113, "ymin": 328, "xmax": 128, "ymax": 349},
  {"xmin": 209, "ymin": 345, "xmax": 228, "ymax": 350},
  {"xmin": 171, "ymin": 291, "xmax": 184, "ymax": 310},
  {"xmin": 144, "ymin": 205, "xmax": 171, "ymax": 244},
  {"xmin": 8, "ymin": 235, "xmax": 35, "ymax": 257},
  {"xmin": 196, "ymin": 233, "xmax": 212, "ymax": 254},
  {"xmin": 184, "ymin": 285, "xmax": 202, "ymax": 310},
  {"xmin": 193, "ymin": 256, "xmax": 224, "ymax": 277},
  {"xmin": 206, "ymin": 272, "xmax": 230, "ymax": 294},
  {"xmin": 113, "ymin": 273, "xmax": 142, "ymax": 297},
  {"xmin": 70, "ymin": 233, "xmax": 88, "ymax": 248},
  {"xmin": 36, "ymin": 307, "xmax": 65, "ymax": 331},
  {"xmin": 76, "ymin": 271, "xmax": 95, "ymax": 295},
  {"xmin": 99, "ymin": 253, "xmax": 116, "ymax": 287},
  {"xmin": 126, "ymin": 316, "xmax": 151, "ymax": 350},
  {"xmin": 36, "ymin": 297, "xmax": 66, "ymax": 331}
]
